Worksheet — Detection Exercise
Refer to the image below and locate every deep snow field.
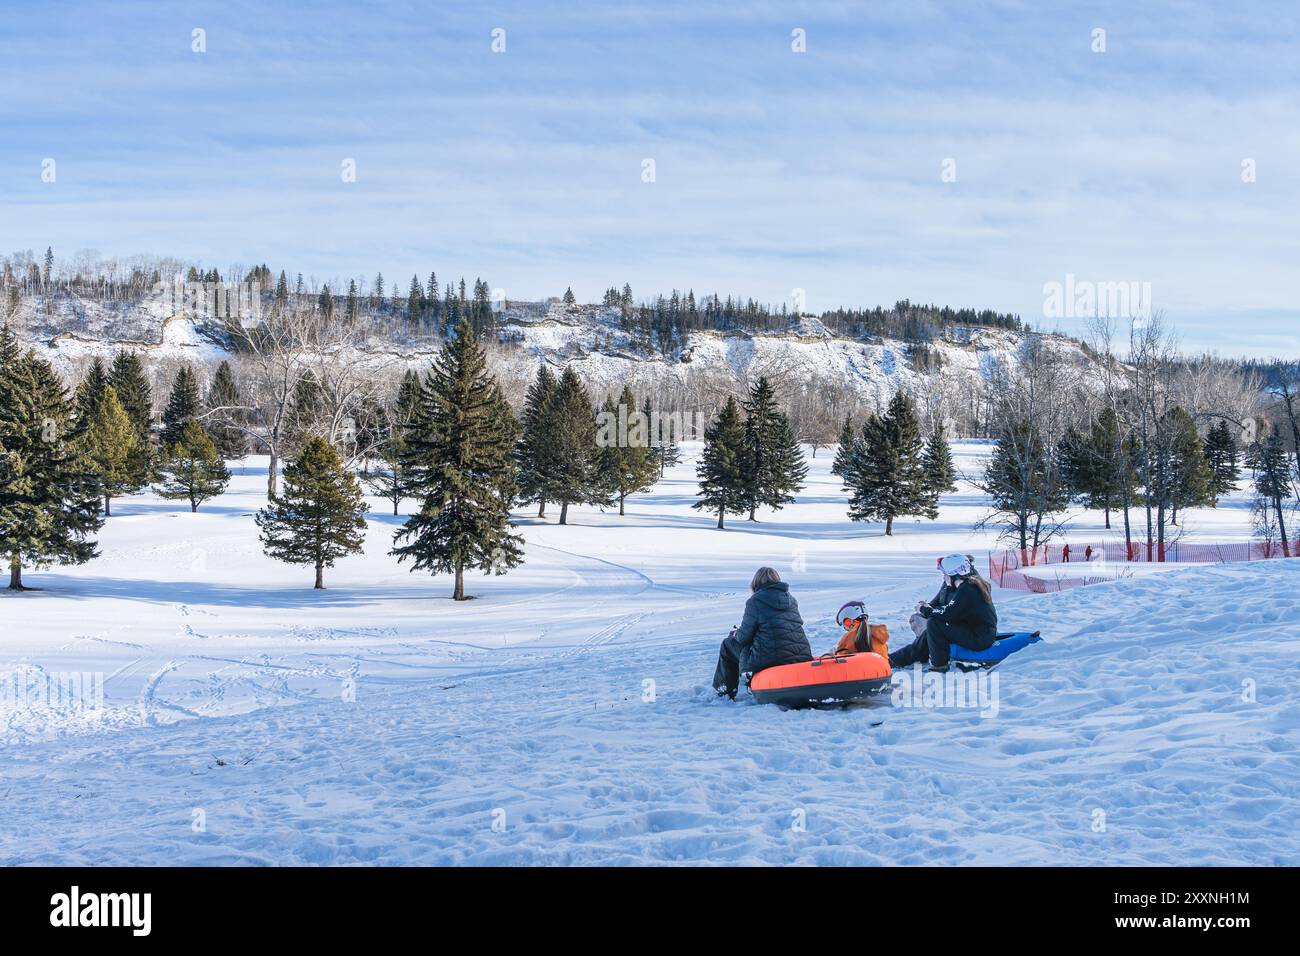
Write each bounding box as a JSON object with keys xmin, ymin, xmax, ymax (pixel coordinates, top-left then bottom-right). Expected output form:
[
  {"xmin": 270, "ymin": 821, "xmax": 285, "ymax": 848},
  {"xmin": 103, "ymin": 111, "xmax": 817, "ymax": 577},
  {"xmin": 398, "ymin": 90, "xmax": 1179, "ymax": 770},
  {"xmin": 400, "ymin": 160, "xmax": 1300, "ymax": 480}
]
[{"xmin": 1, "ymin": 443, "xmax": 1296, "ymax": 865}]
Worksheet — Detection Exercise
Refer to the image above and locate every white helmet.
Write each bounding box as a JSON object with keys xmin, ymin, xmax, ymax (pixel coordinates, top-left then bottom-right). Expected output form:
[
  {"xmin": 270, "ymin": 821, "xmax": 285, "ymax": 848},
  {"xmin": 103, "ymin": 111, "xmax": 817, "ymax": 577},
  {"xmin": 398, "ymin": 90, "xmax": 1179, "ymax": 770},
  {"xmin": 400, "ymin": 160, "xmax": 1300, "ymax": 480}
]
[{"xmin": 939, "ymin": 554, "xmax": 974, "ymax": 578}]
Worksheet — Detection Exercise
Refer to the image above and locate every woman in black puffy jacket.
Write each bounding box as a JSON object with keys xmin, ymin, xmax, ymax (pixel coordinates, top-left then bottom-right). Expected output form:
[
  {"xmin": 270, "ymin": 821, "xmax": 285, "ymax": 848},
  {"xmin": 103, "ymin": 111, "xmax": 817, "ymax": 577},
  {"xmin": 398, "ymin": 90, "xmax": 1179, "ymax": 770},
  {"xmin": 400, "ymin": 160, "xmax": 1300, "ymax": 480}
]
[
  {"xmin": 712, "ymin": 567, "xmax": 813, "ymax": 699},
  {"xmin": 889, "ymin": 554, "xmax": 997, "ymax": 673}
]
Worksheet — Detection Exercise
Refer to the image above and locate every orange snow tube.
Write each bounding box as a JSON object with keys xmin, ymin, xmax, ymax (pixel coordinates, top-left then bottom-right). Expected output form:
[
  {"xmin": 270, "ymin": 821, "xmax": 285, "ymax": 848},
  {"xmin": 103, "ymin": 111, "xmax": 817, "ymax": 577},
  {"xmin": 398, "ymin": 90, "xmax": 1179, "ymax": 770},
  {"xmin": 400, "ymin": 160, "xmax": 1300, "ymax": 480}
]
[{"xmin": 750, "ymin": 651, "xmax": 892, "ymax": 708}]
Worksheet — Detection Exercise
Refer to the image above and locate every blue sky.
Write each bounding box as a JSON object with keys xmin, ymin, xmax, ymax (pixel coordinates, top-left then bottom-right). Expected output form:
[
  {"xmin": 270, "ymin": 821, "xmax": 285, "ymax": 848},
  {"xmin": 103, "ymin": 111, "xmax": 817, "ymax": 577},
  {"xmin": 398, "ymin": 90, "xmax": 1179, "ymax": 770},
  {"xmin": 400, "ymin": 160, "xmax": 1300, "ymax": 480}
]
[{"xmin": 2, "ymin": 0, "xmax": 1298, "ymax": 355}]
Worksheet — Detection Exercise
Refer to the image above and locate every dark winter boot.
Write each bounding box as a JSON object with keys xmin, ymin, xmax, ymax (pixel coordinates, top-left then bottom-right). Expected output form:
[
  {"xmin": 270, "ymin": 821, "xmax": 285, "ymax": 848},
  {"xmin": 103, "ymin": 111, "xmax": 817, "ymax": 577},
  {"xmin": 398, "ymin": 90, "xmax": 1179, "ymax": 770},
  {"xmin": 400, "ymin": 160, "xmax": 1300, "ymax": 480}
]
[{"xmin": 927, "ymin": 663, "xmax": 949, "ymax": 674}]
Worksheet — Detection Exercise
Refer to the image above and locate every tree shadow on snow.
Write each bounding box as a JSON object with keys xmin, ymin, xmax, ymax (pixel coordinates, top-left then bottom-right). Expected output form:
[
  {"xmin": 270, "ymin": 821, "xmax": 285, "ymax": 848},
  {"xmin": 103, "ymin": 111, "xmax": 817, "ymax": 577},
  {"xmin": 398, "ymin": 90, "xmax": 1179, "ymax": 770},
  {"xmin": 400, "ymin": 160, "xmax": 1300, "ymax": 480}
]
[{"xmin": 12, "ymin": 571, "xmax": 593, "ymax": 610}]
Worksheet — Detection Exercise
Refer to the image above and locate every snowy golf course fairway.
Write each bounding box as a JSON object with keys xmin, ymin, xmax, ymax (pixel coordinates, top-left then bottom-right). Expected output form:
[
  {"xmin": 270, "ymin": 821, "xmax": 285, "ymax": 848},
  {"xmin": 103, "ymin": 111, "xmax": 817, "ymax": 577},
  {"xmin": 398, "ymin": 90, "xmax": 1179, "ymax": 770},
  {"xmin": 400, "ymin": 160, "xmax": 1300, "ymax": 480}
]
[{"xmin": 2, "ymin": 443, "xmax": 1297, "ymax": 866}]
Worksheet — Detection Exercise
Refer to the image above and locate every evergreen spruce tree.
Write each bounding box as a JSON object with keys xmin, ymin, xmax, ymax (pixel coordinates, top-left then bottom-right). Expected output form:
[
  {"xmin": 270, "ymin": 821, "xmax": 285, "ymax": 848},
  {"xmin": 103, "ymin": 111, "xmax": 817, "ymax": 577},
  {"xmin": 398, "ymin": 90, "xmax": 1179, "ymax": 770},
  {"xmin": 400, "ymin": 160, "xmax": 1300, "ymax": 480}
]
[
  {"xmin": 108, "ymin": 349, "xmax": 154, "ymax": 486},
  {"xmin": 1251, "ymin": 430, "xmax": 1293, "ymax": 557},
  {"xmin": 364, "ymin": 371, "xmax": 422, "ymax": 516},
  {"xmin": 982, "ymin": 410, "xmax": 1072, "ymax": 554},
  {"xmin": 317, "ymin": 284, "xmax": 335, "ymax": 321},
  {"xmin": 365, "ymin": 435, "xmax": 413, "ymax": 516},
  {"xmin": 205, "ymin": 360, "xmax": 247, "ymax": 459},
  {"xmin": 285, "ymin": 370, "xmax": 324, "ymax": 454},
  {"xmin": 0, "ymin": 325, "xmax": 103, "ymax": 589},
  {"xmin": 921, "ymin": 423, "xmax": 958, "ymax": 503},
  {"xmin": 160, "ymin": 365, "xmax": 201, "ymax": 446},
  {"xmin": 515, "ymin": 364, "xmax": 559, "ymax": 517},
  {"xmin": 844, "ymin": 390, "xmax": 931, "ymax": 535},
  {"xmin": 274, "ymin": 270, "xmax": 289, "ymax": 310},
  {"xmin": 596, "ymin": 386, "xmax": 659, "ymax": 516},
  {"xmin": 740, "ymin": 377, "xmax": 806, "ymax": 520},
  {"xmin": 1059, "ymin": 423, "xmax": 1097, "ymax": 502},
  {"xmin": 838, "ymin": 411, "xmax": 877, "ymax": 492},
  {"xmin": 256, "ymin": 436, "xmax": 367, "ymax": 589},
  {"xmin": 395, "ymin": 368, "xmax": 422, "ymax": 424},
  {"xmin": 73, "ymin": 357, "xmax": 109, "ymax": 422},
  {"xmin": 109, "ymin": 350, "xmax": 153, "ymax": 442},
  {"xmin": 155, "ymin": 420, "xmax": 231, "ymax": 512},
  {"xmin": 407, "ymin": 275, "xmax": 424, "ymax": 320},
  {"xmin": 1203, "ymin": 419, "xmax": 1241, "ymax": 506},
  {"xmin": 392, "ymin": 319, "xmax": 523, "ymax": 599},
  {"xmin": 541, "ymin": 367, "xmax": 608, "ymax": 525},
  {"xmin": 81, "ymin": 385, "xmax": 141, "ymax": 515},
  {"xmin": 562, "ymin": 286, "xmax": 577, "ymax": 307},
  {"xmin": 830, "ymin": 414, "xmax": 854, "ymax": 478},
  {"xmin": 694, "ymin": 396, "xmax": 749, "ymax": 529},
  {"xmin": 1088, "ymin": 407, "xmax": 1131, "ymax": 528},
  {"xmin": 643, "ymin": 395, "xmax": 681, "ymax": 477},
  {"xmin": 1164, "ymin": 407, "xmax": 1213, "ymax": 524}
]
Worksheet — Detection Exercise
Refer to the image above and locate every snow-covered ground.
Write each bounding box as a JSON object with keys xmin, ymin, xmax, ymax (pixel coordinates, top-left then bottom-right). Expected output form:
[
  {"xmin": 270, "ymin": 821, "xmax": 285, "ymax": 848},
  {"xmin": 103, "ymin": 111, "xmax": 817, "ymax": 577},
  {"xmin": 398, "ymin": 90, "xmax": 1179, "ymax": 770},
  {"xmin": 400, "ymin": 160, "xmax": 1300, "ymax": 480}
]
[{"xmin": 1, "ymin": 443, "xmax": 1296, "ymax": 865}]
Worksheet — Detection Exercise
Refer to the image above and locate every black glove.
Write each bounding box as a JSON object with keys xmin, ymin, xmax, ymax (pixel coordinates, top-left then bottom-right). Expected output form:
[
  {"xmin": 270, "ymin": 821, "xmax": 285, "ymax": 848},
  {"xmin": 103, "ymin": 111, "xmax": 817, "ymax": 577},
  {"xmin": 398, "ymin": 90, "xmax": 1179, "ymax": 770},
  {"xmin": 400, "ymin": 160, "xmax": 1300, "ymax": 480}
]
[{"xmin": 917, "ymin": 605, "xmax": 933, "ymax": 619}]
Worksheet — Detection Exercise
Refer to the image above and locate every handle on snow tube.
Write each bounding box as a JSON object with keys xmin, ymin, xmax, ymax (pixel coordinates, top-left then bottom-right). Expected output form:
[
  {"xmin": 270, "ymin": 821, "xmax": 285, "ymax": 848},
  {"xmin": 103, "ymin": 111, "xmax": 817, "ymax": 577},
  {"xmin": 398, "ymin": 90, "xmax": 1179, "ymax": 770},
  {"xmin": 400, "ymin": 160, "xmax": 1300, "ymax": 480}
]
[{"xmin": 810, "ymin": 651, "xmax": 850, "ymax": 667}]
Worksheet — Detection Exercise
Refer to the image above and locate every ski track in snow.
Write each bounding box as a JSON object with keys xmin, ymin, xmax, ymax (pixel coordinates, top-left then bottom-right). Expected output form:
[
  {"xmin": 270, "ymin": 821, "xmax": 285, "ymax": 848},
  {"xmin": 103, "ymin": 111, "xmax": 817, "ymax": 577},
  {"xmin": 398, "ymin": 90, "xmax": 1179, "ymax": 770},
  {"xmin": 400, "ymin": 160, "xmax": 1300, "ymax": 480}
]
[{"xmin": 1, "ymin": 445, "xmax": 1296, "ymax": 865}]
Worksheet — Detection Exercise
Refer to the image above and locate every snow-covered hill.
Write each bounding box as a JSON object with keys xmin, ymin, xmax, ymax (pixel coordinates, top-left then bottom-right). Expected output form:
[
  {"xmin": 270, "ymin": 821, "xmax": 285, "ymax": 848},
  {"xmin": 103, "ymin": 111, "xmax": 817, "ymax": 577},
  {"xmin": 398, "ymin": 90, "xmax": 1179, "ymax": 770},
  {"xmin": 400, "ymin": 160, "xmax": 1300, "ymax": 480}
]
[
  {"xmin": 8, "ymin": 293, "xmax": 1084, "ymax": 408},
  {"xmin": 495, "ymin": 302, "xmax": 1057, "ymax": 408},
  {"xmin": 1, "ymin": 442, "xmax": 1294, "ymax": 865}
]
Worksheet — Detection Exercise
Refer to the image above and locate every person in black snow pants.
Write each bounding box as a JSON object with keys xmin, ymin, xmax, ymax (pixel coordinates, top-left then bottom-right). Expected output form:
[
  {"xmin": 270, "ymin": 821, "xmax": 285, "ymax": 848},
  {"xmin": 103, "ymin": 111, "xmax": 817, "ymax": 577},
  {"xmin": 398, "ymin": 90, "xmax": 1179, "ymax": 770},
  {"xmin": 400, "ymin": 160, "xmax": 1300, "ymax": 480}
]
[
  {"xmin": 890, "ymin": 554, "xmax": 998, "ymax": 673},
  {"xmin": 713, "ymin": 567, "xmax": 812, "ymax": 699}
]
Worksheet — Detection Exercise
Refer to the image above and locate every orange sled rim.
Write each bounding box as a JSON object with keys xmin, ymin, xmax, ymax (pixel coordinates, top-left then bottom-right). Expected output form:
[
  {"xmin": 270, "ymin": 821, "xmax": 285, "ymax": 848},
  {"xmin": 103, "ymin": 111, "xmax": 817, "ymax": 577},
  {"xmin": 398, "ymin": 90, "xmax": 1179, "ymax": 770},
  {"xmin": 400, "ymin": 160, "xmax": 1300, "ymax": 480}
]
[{"xmin": 750, "ymin": 651, "xmax": 892, "ymax": 708}]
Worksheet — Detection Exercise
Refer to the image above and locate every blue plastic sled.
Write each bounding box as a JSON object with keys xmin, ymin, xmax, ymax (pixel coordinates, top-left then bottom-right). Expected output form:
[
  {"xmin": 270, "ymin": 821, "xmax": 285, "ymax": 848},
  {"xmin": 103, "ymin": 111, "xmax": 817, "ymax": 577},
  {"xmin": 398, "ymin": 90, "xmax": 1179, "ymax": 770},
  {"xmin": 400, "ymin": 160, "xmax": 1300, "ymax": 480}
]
[{"xmin": 950, "ymin": 630, "xmax": 1042, "ymax": 670}]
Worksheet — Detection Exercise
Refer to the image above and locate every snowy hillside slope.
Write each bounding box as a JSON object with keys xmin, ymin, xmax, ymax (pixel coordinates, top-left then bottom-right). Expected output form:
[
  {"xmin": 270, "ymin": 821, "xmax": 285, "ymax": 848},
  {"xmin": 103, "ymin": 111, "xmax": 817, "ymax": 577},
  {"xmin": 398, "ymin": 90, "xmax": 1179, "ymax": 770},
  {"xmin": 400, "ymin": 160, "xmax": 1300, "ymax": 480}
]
[
  {"xmin": 1, "ymin": 443, "xmax": 1294, "ymax": 865},
  {"xmin": 10, "ymin": 293, "xmax": 1084, "ymax": 406},
  {"xmin": 498, "ymin": 304, "xmax": 1068, "ymax": 408}
]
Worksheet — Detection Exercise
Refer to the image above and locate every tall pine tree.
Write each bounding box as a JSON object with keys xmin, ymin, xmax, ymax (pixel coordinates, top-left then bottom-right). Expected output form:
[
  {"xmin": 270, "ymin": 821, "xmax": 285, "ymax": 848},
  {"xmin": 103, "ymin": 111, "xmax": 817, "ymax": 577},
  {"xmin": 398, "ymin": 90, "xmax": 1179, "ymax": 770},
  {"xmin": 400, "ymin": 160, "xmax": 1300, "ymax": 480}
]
[
  {"xmin": 981, "ymin": 408, "xmax": 1072, "ymax": 555},
  {"xmin": 596, "ymin": 386, "xmax": 659, "ymax": 516},
  {"xmin": 1203, "ymin": 419, "xmax": 1240, "ymax": 506},
  {"xmin": 741, "ymin": 377, "xmax": 807, "ymax": 520},
  {"xmin": 644, "ymin": 395, "xmax": 681, "ymax": 477},
  {"xmin": 1164, "ymin": 407, "xmax": 1212, "ymax": 525},
  {"xmin": 1067, "ymin": 406, "xmax": 1132, "ymax": 529},
  {"xmin": 694, "ymin": 397, "xmax": 748, "ymax": 529},
  {"xmin": 161, "ymin": 365, "xmax": 201, "ymax": 446},
  {"xmin": 830, "ymin": 414, "xmax": 854, "ymax": 478},
  {"xmin": 285, "ymin": 370, "xmax": 324, "ymax": 455},
  {"xmin": 844, "ymin": 390, "xmax": 931, "ymax": 535},
  {"xmin": 73, "ymin": 357, "xmax": 109, "ymax": 422},
  {"xmin": 392, "ymin": 320, "xmax": 523, "ymax": 599},
  {"xmin": 363, "ymin": 371, "xmax": 422, "ymax": 515},
  {"xmin": 206, "ymin": 360, "xmax": 247, "ymax": 459},
  {"xmin": 256, "ymin": 436, "xmax": 367, "ymax": 589},
  {"xmin": 1250, "ymin": 430, "xmax": 1293, "ymax": 557},
  {"xmin": 921, "ymin": 423, "xmax": 957, "ymax": 502},
  {"xmin": 108, "ymin": 349, "xmax": 154, "ymax": 487},
  {"xmin": 81, "ymin": 384, "xmax": 140, "ymax": 515},
  {"xmin": 515, "ymin": 364, "xmax": 559, "ymax": 517},
  {"xmin": 109, "ymin": 350, "xmax": 153, "ymax": 443},
  {"xmin": 0, "ymin": 325, "xmax": 103, "ymax": 589},
  {"xmin": 541, "ymin": 367, "xmax": 608, "ymax": 525}
]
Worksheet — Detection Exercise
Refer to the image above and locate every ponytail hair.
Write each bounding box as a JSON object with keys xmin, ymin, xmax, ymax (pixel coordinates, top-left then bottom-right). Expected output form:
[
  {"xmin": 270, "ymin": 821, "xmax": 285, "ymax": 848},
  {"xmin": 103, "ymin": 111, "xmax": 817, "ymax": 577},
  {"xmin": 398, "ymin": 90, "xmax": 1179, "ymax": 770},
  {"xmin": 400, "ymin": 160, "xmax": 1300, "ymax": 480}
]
[{"xmin": 964, "ymin": 568, "xmax": 994, "ymax": 605}]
